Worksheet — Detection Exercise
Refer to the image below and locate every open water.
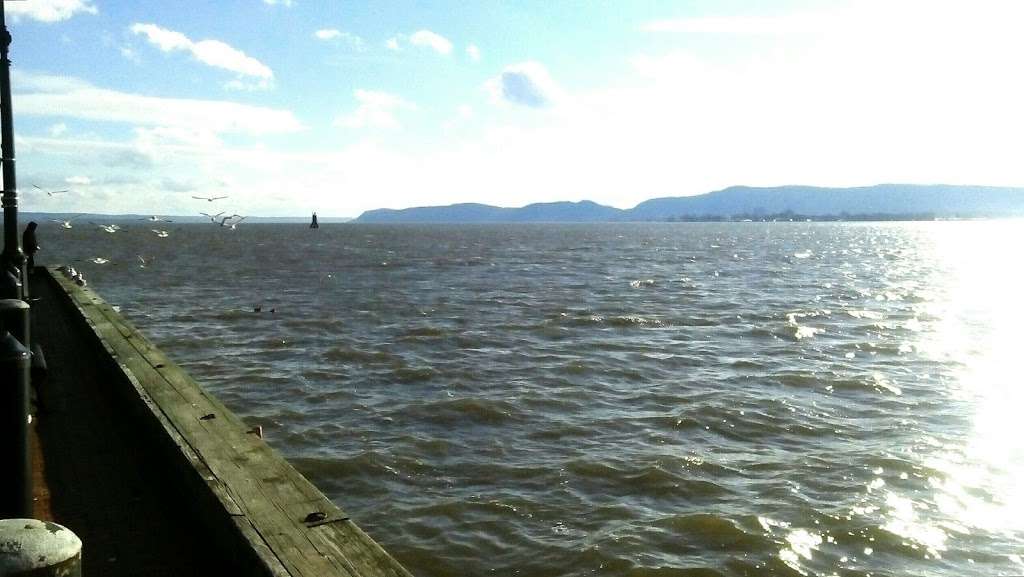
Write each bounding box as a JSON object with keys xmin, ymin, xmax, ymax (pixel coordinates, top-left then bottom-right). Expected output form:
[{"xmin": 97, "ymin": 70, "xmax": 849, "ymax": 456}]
[{"xmin": 38, "ymin": 221, "xmax": 1024, "ymax": 576}]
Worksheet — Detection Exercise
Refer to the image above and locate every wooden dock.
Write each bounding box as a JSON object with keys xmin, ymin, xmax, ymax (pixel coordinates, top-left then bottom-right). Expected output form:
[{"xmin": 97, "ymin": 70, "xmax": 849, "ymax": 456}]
[{"xmin": 29, "ymin": 266, "xmax": 413, "ymax": 576}]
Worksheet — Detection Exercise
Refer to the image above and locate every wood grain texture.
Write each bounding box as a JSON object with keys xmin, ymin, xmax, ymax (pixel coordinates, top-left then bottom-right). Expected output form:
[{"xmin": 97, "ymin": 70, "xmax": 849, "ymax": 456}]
[{"xmin": 46, "ymin": 267, "xmax": 413, "ymax": 577}]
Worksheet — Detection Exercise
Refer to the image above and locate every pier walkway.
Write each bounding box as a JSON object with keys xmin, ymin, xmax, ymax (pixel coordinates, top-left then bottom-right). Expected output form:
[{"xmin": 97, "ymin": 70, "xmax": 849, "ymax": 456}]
[
  {"xmin": 27, "ymin": 268, "xmax": 411, "ymax": 576},
  {"xmin": 30, "ymin": 269, "xmax": 228, "ymax": 575}
]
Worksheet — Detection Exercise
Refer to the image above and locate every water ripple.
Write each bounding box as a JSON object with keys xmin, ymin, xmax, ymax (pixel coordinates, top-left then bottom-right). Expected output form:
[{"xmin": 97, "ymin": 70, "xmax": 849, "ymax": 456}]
[{"xmin": 41, "ymin": 221, "xmax": 1024, "ymax": 577}]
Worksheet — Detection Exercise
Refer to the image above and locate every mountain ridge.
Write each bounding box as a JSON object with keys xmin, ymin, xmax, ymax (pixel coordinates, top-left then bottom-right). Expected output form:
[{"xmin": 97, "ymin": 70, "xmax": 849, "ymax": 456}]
[{"xmin": 355, "ymin": 184, "xmax": 1024, "ymax": 223}]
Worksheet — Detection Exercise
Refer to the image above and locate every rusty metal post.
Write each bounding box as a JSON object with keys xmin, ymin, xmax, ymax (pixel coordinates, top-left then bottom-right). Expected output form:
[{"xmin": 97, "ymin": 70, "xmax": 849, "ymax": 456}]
[
  {"xmin": 0, "ymin": 299, "xmax": 31, "ymax": 519},
  {"xmin": 0, "ymin": 519, "xmax": 82, "ymax": 576},
  {"xmin": 0, "ymin": 1, "xmax": 24, "ymax": 300}
]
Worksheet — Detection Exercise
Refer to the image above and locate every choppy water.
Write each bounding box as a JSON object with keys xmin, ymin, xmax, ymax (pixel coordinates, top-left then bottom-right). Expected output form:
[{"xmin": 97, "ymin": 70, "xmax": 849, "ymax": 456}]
[{"xmin": 39, "ymin": 221, "xmax": 1024, "ymax": 576}]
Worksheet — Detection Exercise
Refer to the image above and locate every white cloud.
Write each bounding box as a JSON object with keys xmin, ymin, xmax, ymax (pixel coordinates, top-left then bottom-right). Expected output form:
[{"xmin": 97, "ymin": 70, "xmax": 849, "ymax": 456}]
[
  {"xmin": 485, "ymin": 62, "xmax": 563, "ymax": 108},
  {"xmin": 408, "ymin": 30, "xmax": 453, "ymax": 55},
  {"xmin": 133, "ymin": 125, "xmax": 224, "ymax": 150},
  {"xmin": 65, "ymin": 175, "xmax": 91, "ymax": 185},
  {"xmin": 315, "ymin": 29, "xmax": 341, "ymax": 40},
  {"xmin": 17, "ymin": 133, "xmax": 371, "ymax": 216},
  {"xmin": 314, "ymin": 29, "xmax": 366, "ymax": 50},
  {"xmin": 6, "ymin": 0, "xmax": 97, "ymax": 23},
  {"xmin": 193, "ymin": 39, "xmax": 273, "ymax": 80},
  {"xmin": 119, "ymin": 46, "xmax": 141, "ymax": 64},
  {"xmin": 263, "ymin": 0, "xmax": 293, "ymax": 6},
  {"xmin": 466, "ymin": 44, "xmax": 481, "ymax": 62},
  {"xmin": 642, "ymin": 13, "xmax": 827, "ymax": 35},
  {"xmin": 265, "ymin": 0, "xmax": 1024, "ymax": 215},
  {"xmin": 48, "ymin": 123, "xmax": 68, "ymax": 137},
  {"xmin": 131, "ymin": 23, "xmax": 273, "ymax": 87},
  {"xmin": 334, "ymin": 90, "xmax": 416, "ymax": 130},
  {"xmin": 14, "ymin": 71, "xmax": 303, "ymax": 136},
  {"xmin": 130, "ymin": 23, "xmax": 191, "ymax": 51},
  {"xmin": 641, "ymin": 1, "xmax": 1024, "ymax": 38},
  {"xmin": 21, "ymin": 1, "xmax": 1024, "ymax": 218}
]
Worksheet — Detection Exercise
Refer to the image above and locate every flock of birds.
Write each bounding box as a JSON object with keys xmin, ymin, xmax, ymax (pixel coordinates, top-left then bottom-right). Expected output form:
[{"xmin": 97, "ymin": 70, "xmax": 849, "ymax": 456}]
[
  {"xmin": 199, "ymin": 210, "xmax": 248, "ymax": 230},
  {"xmin": 39, "ymin": 188, "xmax": 248, "ymax": 274},
  {"xmin": 56, "ymin": 264, "xmax": 88, "ymax": 287}
]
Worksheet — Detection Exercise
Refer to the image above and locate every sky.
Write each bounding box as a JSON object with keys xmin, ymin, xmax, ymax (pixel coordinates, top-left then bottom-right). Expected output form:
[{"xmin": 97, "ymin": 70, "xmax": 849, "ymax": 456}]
[{"xmin": 5, "ymin": 0, "xmax": 1024, "ymax": 217}]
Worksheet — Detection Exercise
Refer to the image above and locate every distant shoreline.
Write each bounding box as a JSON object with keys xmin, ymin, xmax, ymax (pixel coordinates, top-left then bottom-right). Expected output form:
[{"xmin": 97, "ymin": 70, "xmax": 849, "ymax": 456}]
[
  {"xmin": 657, "ymin": 212, "xmax": 1010, "ymax": 222},
  {"xmin": 21, "ymin": 183, "xmax": 1024, "ymax": 224},
  {"xmin": 21, "ymin": 213, "xmax": 353, "ymax": 224},
  {"xmin": 353, "ymin": 184, "xmax": 1024, "ymax": 223},
  {"xmin": 20, "ymin": 212, "xmax": 1021, "ymax": 225}
]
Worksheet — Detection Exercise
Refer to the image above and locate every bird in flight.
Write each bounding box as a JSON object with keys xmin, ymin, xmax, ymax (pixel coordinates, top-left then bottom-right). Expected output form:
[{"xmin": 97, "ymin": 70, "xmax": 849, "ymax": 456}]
[
  {"xmin": 200, "ymin": 211, "xmax": 225, "ymax": 223},
  {"xmin": 50, "ymin": 216, "xmax": 80, "ymax": 229},
  {"xmin": 192, "ymin": 195, "xmax": 228, "ymax": 202},
  {"xmin": 151, "ymin": 229, "xmax": 170, "ymax": 238},
  {"xmin": 220, "ymin": 215, "xmax": 246, "ymax": 229},
  {"xmin": 33, "ymin": 184, "xmax": 68, "ymax": 197},
  {"xmin": 138, "ymin": 255, "xmax": 153, "ymax": 269},
  {"xmin": 141, "ymin": 215, "xmax": 173, "ymax": 222},
  {"xmin": 91, "ymin": 223, "xmax": 121, "ymax": 233},
  {"xmin": 89, "ymin": 257, "xmax": 110, "ymax": 265}
]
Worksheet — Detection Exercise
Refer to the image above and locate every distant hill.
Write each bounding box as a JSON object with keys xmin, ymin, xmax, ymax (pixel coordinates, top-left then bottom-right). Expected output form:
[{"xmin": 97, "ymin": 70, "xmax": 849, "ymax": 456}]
[
  {"xmin": 353, "ymin": 184, "xmax": 1024, "ymax": 223},
  {"xmin": 628, "ymin": 184, "xmax": 1024, "ymax": 220},
  {"xmin": 21, "ymin": 213, "xmax": 353, "ymax": 224},
  {"xmin": 356, "ymin": 200, "xmax": 621, "ymax": 223}
]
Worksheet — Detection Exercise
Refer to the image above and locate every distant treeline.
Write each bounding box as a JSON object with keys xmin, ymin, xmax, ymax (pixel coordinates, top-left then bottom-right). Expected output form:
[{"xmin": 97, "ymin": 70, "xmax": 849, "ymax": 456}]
[{"xmin": 660, "ymin": 211, "xmax": 965, "ymax": 222}]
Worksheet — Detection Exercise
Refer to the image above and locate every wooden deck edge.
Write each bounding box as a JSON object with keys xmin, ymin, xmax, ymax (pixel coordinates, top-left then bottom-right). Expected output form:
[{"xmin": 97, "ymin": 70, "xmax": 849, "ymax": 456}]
[{"xmin": 43, "ymin": 267, "xmax": 413, "ymax": 577}]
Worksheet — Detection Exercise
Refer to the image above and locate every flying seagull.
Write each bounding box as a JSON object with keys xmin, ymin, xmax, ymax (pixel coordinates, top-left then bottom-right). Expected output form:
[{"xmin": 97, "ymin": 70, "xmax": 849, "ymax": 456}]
[
  {"xmin": 192, "ymin": 195, "xmax": 228, "ymax": 202},
  {"xmin": 89, "ymin": 257, "xmax": 110, "ymax": 265},
  {"xmin": 50, "ymin": 216, "xmax": 80, "ymax": 229},
  {"xmin": 220, "ymin": 215, "xmax": 246, "ymax": 229},
  {"xmin": 33, "ymin": 184, "xmax": 68, "ymax": 196},
  {"xmin": 137, "ymin": 255, "xmax": 153, "ymax": 269},
  {"xmin": 151, "ymin": 229, "xmax": 169, "ymax": 238},
  {"xmin": 200, "ymin": 211, "xmax": 225, "ymax": 223},
  {"xmin": 140, "ymin": 216, "xmax": 173, "ymax": 223},
  {"xmin": 91, "ymin": 222, "xmax": 121, "ymax": 233}
]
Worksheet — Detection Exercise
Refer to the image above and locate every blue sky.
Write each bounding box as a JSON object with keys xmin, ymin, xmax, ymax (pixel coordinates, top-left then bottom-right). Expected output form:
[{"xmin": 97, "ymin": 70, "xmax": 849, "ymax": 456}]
[{"xmin": 7, "ymin": 0, "xmax": 1024, "ymax": 217}]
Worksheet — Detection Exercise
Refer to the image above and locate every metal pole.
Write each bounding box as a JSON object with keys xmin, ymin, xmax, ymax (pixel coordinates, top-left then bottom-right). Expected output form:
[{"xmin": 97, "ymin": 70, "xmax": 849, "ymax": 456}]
[
  {"xmin": 0, "ymin": 1, "xmax": 24, "ymax": 299},
  {"xmin": 0, "ymin": 299, "xmax": 31, "ymax": 519}
]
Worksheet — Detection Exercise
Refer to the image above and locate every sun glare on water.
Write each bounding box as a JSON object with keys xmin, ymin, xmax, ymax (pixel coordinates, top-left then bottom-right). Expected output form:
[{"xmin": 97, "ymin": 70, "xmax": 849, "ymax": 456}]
[{"xmin": 902, "ymin": 221, "xmax": 1024, "ymax": 559}]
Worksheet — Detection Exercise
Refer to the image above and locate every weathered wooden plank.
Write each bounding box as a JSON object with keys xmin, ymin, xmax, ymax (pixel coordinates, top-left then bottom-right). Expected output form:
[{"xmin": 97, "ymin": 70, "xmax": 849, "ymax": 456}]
[
  {"xmin": 87, "ymin": 310, "xmax": 361, "ymax": 576},
  {"xmin": 49, "ymin": 272, "xmax": 295, "ymax": 577},
  {"xmin": 44, "ymin": 268, "xmax": 411, "ymax": 577},
  {"xmin": 51, "ymin": 271, "xmax": 368, "ymax": 576},
  {"xmin": 312, "ymin": 522, "xmax": 414, "ymax": 577},
  {"xmin": 88, "ymin": 302, "xmax": 360, "ymax": 519},
  {"xmin": 47, "ymin": 271, "xmax": 286, "ymax": 573},
  {"xmin": 84, "ymin": 319, "xmax": 321, "ymax": 574}
]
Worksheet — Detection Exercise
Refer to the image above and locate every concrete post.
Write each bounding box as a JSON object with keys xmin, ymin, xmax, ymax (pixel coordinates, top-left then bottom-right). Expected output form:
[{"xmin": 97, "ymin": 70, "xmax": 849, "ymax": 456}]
[{"xmin": 0, "ymin": 519, "xmax": 81, "ymax": 576}]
